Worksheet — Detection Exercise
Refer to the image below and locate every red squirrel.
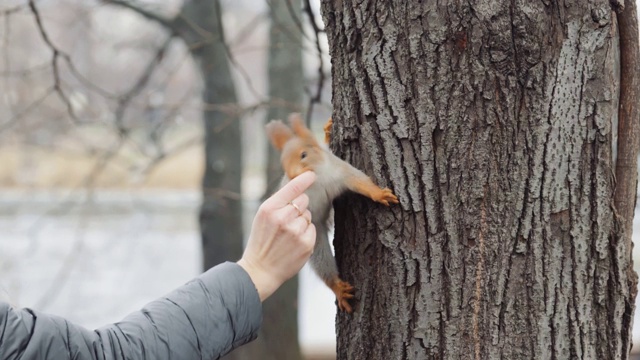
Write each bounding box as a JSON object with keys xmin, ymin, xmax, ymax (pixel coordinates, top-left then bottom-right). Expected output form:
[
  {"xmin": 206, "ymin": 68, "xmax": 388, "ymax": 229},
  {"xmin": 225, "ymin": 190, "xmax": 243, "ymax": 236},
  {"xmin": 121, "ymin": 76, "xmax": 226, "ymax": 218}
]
[{"xmin": 265, "ymin": 113, "xmax": 399, "ymax": 313}]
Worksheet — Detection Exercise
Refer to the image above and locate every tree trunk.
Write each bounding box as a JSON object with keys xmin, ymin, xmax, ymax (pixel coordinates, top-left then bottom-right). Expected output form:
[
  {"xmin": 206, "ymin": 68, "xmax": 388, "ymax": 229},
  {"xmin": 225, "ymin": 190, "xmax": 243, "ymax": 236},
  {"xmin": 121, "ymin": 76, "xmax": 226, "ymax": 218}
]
[
  {"xmin": 321, "ymin": 1, "xmax": 637, "ymax": 359},
  {"xmin": 180, "ymin": 0, "xmax": 244, "ymax": 269},
  {"xmin": 226, "ymin": 1, "xmax": 305, "ymax": 359}
]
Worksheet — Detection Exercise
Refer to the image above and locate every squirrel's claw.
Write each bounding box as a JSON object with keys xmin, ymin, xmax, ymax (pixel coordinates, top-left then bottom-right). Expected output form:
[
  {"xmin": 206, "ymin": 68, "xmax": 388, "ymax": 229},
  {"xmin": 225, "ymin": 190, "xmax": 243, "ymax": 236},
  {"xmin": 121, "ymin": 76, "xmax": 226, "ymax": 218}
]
[
  {"xmin": 376, "ymin": 188, "xmax": 399, "ymax": 206},
  {"xmin": 331, "ymin": 278, "xmax": 355, "ymax": 313}
]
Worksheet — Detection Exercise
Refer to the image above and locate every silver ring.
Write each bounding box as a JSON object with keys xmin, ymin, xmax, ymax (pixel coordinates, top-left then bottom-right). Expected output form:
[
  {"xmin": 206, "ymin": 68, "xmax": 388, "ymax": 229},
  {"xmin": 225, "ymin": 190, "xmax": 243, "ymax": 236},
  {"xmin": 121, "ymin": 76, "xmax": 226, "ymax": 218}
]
[{"xmin": 289, "ymin": 201, "xmax": 303, "ymax": 216}]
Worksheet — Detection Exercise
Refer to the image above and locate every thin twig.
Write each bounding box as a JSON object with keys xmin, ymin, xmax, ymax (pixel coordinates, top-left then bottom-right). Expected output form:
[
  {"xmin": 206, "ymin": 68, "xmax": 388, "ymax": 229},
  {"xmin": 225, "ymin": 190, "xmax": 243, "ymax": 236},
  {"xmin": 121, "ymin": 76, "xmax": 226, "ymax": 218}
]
[
  {"xmin": 63, "ymin": 54, "xmax": 116, "ymax": 99},
  {"xmin": 211, "ymin": 0, "xmax": 265, "ymax": 100},
  {"xmin": 133, "ymin": 134, "xmax": 202, "ymax": 179},
  {"xmin": 229, "ymin": 12, "xmax": 268, "ymax": 47},
  {"xmin": 28, "ymin": 0, "xmax": 78, "ymax": 123},
  {"xmin": 33, "ymin": 195, "xmax": 91, "ymax": 310},
  {"xmin": 114, "ymin": 35, "xmax": 173, "ymax": 134},
  {"xmin": 263, "ymin": 0, "xmax": 319, "ymax": 55},
  {"xmin": 100, "ymin": 0, "xmax": 177, "ymax": 33},
  {"xmin": 0, "ymin": 4, "xmax": 26, "ymax": 16},
  {"xmin": 3, "ymin": 8, "xmax": 15, "ymax": 118},
  {"xmin": 27, "ymin": 139, "xmax": 125, "ymax": 250},
  {"xmin": 0, "ymin": 87, "xmax": 54, "ymax": 134},
  {"xmin": 0, "ymin": 62, "xmax": 50, "ymax": 76},
  {"xmin": 279, "ymin": 0, "xmax": 312, "ymax": 43},
  {"xmin": 302, "ymin": 0, "xmax": 326, "ymax": 124}
]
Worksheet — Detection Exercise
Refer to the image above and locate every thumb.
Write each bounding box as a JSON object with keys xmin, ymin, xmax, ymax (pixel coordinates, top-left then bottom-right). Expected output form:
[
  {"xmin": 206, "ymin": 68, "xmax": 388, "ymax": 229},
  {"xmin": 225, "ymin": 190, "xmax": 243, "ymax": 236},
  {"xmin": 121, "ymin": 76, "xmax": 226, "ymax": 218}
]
[{"xmin": 270, "ymin": 171, "xmax": 316, "ymax": 206}]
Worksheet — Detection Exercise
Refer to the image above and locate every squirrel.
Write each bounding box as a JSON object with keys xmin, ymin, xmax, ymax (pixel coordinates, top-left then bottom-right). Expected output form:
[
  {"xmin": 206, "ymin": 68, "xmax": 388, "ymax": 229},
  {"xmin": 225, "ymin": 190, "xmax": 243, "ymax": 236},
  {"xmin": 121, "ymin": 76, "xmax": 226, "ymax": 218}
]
[{"xmin": 265, "ymin": 113, "xmax": 399, "ymax": 313}]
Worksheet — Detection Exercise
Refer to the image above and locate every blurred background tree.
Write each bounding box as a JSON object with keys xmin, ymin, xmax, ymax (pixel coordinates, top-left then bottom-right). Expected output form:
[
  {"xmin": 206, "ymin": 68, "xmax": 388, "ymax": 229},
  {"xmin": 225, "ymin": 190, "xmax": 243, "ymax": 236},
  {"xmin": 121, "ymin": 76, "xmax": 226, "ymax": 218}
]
[{"xmin": 229, "ymin": 0, "xmax": 305, "ymax": 359}]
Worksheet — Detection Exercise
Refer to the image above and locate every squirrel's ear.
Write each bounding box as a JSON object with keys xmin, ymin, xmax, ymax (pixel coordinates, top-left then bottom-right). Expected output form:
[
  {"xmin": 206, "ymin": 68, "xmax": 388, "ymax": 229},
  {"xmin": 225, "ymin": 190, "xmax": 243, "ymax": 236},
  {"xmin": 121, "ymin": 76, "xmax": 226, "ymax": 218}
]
[
  {"xmin": 289, "ymin": 113, "xmax": 318, "ymax": 145},
  {"xmin": 266, "ymin": 120, "xmax": 293, "ymax": 150}
]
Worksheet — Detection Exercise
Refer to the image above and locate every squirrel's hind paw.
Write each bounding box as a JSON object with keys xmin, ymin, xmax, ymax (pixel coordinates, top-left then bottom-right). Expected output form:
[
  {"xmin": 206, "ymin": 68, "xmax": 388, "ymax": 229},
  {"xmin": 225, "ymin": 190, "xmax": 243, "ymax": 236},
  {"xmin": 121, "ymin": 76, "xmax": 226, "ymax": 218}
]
[{"xmin": 331, "ymin": 278, "xmax": 355, "ymax": 313}]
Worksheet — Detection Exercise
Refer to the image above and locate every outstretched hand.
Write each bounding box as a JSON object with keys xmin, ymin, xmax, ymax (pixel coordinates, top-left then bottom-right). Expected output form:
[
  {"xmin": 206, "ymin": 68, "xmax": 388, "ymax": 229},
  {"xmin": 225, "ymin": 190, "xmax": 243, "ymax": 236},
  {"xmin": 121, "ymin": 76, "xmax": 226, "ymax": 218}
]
[{"xmin": 238, "ymin": 171, "xmax": 316, "ymax": 301}]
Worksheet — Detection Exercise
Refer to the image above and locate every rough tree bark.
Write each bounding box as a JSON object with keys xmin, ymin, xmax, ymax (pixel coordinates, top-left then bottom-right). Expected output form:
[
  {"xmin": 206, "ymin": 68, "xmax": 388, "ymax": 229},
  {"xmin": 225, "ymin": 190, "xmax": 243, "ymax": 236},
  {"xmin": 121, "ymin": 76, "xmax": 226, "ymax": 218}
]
[
  {"xmin": 320, "ymin": 1, "xmax": 637, "ymax": 359},
  {"xmin": 226, "ymin": 0, "xmax": 304, "ymax": 359}
]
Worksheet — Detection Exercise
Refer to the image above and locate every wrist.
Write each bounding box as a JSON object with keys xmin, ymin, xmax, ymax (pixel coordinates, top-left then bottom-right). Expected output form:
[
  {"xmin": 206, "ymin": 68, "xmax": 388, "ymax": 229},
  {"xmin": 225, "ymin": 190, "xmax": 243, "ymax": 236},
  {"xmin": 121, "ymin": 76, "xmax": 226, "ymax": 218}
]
[{"xmin": 237, "ymin": 258, "xmax": 281, "ymax": 301}]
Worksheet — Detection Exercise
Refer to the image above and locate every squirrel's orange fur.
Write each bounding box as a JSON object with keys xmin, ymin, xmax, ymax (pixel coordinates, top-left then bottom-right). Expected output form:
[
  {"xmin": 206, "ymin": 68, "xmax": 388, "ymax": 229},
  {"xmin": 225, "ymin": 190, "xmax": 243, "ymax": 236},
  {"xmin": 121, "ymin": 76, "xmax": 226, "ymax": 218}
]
[{"xmin": 266, "ymin": 113, "xmax": 399, "ymax": 313}]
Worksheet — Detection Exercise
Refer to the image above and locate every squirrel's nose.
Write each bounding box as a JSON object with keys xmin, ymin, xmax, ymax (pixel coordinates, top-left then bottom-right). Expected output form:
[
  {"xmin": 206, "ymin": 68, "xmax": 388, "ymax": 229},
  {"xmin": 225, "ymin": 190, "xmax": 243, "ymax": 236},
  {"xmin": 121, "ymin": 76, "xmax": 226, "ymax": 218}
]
[{"xmin": 287, "ymin": 166, "xmax": 307, "ymax": 180}]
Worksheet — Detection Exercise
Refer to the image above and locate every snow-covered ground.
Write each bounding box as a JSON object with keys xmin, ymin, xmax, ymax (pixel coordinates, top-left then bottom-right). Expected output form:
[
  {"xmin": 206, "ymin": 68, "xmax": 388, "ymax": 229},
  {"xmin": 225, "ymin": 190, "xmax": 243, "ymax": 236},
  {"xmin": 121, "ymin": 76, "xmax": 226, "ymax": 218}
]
[{"xmin": 2, "ymin": 189, "xmax": 640, "ymax": 355}]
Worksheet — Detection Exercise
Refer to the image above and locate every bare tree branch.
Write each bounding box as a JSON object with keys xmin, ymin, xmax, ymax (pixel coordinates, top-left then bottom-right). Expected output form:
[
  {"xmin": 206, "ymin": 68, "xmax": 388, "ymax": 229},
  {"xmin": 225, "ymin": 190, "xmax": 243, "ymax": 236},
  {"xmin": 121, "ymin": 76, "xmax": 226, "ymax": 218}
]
[
  {"xmin": 3, "ymin": 5, "xmax": 15, "ymax": 117},
  {"xmin": 132, "ymin": 134, "xmax": 201, "ymax": 180},
  {"xmin": 28, "ymin": 0, "xmax": 78, "ymax": 122},
  {"xmin": 103, "ymin": 0, "xmax": 268, "ymax": 122},
  {"xmin": 104, "ymin": 0, "xmax": 281, "ymax": 116},
  {"xmin": 264, "ymin": 0, "xmax": 320, "ymax": 55},
  {"xmin": 64, "ymin": 58, "xmax": 117, "ymax": 99},
  {"xmin": 241, "ymin": 1, "xmax": 319, "ymax": 59},
  {"xmin": 12, "ymin": 3, "xmax": 117, "ymax": 107},
  {"xmin": 30, "ymin": 132, "xmax": 131, "ymax": 309},
  {"xmin": 0, "ymin": 62, "xmax": 50, "ymax": 76},
  {"xmin": 284, "ymin": 0, "xmax": 307, "ymax": 34},
  {"xmin": 302, "ymin": 0, "xmax": 325, "ymax": 124},
  {"xmin": 113, "ymin": 35, "xmax": 173, "ymax": 134},
  {"xmin": 101, "ymin": 0, "xmax": 177, "ymax": 33},
  {"xmin": 27, "ymin": 138, "xmax": 125, "ymax": 251},
  {"xmin": 278, "ymin": 0, "xmax": 312, "ymax": 42},
  {"xmin": 0, "ymin": 86, "xmax": 55, "ymax": 134},
  {"xmin": 0, "ymin": 4, "xmax": 26, "ymax": 16},
  {"xmin": 34, "ymin": 201, "xmax": 90, "ymax": 310},
  {"xmin": 210, "ymin": 0, "xmax": 265, "ymax": 100},
  {"xmin": 229, "ymin": 12, "xmax": 268, "ymax": 47}
]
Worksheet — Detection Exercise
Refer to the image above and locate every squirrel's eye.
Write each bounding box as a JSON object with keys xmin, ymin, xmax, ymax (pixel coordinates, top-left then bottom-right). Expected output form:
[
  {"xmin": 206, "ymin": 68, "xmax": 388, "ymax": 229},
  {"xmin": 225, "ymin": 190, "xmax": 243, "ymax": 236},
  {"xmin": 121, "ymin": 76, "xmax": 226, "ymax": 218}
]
[{"xmin": 301, "ymin": 151, "xmax": 307, "ymax": 159}]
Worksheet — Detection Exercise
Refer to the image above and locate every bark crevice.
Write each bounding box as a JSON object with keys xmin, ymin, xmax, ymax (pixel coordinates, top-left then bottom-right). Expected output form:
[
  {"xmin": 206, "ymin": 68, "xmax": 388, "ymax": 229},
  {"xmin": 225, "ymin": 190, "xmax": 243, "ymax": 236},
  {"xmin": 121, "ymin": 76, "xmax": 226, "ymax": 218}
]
[{"xmin": 322, "ymin": 1, "xmax": 636, "ymax": 359}]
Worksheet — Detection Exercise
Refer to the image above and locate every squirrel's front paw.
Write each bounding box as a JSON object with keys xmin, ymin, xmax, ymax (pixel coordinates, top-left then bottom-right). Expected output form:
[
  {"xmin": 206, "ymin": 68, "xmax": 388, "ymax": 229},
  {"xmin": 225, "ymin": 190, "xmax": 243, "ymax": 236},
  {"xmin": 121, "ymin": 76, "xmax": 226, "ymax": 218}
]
[
  {"xmin": 323, "ymin": 117, "xmax": 333, "ymax": 144},
  {"xmin": 330, "ymin": 278, "xmax": 355, "ymax": 313},
  {"xmin": 375, "ymin": 188, "xmax": 399, "ymax": 206}
]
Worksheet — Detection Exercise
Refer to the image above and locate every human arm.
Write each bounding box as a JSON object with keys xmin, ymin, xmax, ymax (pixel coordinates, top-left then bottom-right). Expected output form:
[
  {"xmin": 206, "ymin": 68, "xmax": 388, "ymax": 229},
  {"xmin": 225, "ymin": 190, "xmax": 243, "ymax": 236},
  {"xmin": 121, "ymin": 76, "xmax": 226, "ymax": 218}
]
[{"xmin": 0, "ymin": 262, "xmax": 260, "ymax": 360}]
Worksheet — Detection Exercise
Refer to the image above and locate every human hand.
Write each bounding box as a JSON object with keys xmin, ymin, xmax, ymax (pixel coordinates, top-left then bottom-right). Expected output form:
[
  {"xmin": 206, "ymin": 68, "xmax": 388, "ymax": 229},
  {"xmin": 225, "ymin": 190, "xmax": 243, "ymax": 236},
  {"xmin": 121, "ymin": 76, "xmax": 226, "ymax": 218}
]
[{"xmin": 238, "ymin": 171, "xmax": 316, "ymax": 301}]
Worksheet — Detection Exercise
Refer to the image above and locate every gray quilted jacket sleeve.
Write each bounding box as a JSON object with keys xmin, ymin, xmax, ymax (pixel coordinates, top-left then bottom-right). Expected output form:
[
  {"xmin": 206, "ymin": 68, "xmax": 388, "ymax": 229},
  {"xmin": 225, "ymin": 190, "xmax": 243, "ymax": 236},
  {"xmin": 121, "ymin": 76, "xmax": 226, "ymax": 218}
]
[{"xmin": 0, "ymin": 262, "xmax": 262, "ymax": 360}]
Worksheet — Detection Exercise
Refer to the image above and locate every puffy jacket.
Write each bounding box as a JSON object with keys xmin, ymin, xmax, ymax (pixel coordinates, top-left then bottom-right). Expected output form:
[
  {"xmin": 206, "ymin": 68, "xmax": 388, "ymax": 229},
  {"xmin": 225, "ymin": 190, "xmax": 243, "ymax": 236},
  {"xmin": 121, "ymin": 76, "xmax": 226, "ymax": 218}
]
[{"xmin": 0, "ymin": 262, "xmax": 262, "ymax": 360}]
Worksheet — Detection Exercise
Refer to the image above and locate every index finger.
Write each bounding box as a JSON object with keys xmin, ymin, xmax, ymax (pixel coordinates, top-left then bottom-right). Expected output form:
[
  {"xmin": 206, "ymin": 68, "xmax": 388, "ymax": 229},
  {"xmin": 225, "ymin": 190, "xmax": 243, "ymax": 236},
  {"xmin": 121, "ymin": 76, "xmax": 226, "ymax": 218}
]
[{"xmin": 269, "ymin": 171, "xmax": 316, "ymax": 206}]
